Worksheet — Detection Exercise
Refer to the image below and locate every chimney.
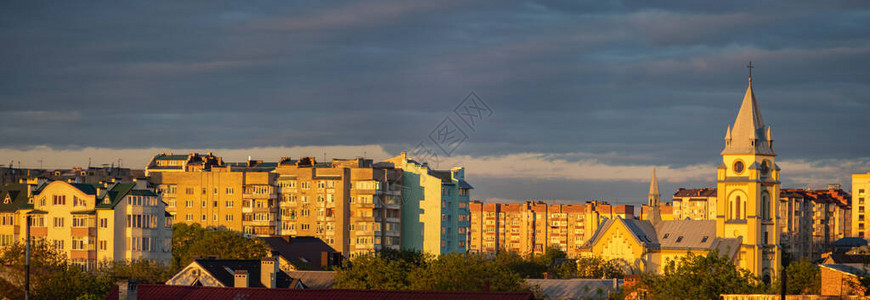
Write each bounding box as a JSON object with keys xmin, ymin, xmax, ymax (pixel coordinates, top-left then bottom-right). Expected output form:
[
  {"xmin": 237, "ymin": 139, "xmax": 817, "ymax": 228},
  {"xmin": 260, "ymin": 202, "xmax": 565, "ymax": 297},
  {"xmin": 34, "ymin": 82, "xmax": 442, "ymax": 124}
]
[
  {"xmin": 261, "ymin": 254, "xmax": 278, "ymax": 288},
  {"xmin": 117, "ymin": 279, "xmax": 137, "ymax": 300},
  {"xmin": 233, "ymin": 270, "xmax": 249, "ymax": 288}
]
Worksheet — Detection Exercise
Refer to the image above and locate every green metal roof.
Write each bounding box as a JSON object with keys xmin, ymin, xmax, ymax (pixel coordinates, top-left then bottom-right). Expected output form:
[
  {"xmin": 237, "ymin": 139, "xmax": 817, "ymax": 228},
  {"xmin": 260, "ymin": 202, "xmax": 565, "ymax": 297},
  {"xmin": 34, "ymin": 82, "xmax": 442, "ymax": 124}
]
[{"xmin": 0, "ymin": 184, "xmax": 31, "ymax": 213}]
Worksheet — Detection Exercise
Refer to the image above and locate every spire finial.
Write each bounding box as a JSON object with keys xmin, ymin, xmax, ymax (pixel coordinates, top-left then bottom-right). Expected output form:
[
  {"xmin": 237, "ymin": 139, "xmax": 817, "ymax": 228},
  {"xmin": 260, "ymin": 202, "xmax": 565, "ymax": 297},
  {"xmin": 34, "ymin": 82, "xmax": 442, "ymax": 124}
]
[{"xmin": 747, "ymin": 61, "xmax": 754, "ymax": 82}]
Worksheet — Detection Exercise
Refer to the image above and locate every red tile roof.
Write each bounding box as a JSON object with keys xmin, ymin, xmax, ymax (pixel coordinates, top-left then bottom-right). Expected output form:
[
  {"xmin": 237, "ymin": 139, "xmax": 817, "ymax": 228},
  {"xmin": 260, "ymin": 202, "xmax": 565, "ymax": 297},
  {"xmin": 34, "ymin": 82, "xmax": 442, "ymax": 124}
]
[{"xmin": 104, "ymin": 284, "xmax": 535, "ymax": 300}]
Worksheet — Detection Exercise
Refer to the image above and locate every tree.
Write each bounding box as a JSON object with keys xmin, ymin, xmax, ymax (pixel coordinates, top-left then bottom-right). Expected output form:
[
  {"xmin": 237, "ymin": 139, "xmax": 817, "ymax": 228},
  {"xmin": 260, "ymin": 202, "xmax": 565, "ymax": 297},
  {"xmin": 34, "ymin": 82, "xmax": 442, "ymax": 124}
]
[
  {"xmin": 409, "ymin": 253, "xmax": 526, "ymax": 292},
  {"xmin": 495, "ymin": 250, "xmax": 546, "ymax": 278},
  {"xmin": 770, "ymin": 260, "xmax": 820, "ymax": 295},
  {"xmin": 171, "ymin": 223, "xmax": 270, "ymax": 271},
  {"xmin": 333, "ymin": 254, "xmax": 414, "ymax": 290},
  {"xmin": 643, "ymin": 250, "xmax": 765, "ymax": 300}
]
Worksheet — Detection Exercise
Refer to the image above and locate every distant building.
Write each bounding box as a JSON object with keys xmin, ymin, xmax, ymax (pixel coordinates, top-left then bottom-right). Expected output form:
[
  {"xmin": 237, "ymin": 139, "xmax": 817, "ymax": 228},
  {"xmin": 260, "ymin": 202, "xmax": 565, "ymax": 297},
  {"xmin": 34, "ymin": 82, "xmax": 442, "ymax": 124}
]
[
  {"xmin": 165, "ymin": 257, "xmax": 304, "ymax": 289},
  {"xmin": 853, "ymin": 173, "xmax": 870, "ymax": 238},
  {"xmin": 468, "ymin": 200, "xmax": 635, "ymax": 257},
  {"xmin": 257, "ymin": 236, "xmax": 340, "ymax": 271},
  {"xmin": 273, "ymin": 156, "xmax": 403, "ymax": 258},
  {"xmin": 819, "ymin": 264, "xmax": 868, "ymax": 296},
  {"xmin": 149, "ymin": 156, "xmax": 279, "ymax": 236},
  {"xmin": 384, "ymin": 153, "xmax": 471, "ymax": 255},
  {"xmin": 671, "ymin": 188, "xmax": 717, "ymax": 220},
  {"xmin": 0, "ymin": 179, "xmax": 172, "ymax": 269}
]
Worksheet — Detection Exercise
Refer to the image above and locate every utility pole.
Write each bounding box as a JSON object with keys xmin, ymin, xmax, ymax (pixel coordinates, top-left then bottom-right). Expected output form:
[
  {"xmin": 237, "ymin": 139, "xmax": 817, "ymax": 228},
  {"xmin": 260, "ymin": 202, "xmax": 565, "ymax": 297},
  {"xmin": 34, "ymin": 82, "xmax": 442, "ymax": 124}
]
[{"xmin": 25, "ymin": 214, "xmax": 31, "ymax": 300}]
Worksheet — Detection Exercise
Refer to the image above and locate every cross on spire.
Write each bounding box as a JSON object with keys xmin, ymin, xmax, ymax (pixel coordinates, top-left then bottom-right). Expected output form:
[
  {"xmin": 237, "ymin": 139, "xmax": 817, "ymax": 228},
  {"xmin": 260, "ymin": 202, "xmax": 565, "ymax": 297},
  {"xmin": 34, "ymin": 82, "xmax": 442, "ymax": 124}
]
[{"xmin": 747, "ymin": 61, "xmax": 754, "ymax": 80}]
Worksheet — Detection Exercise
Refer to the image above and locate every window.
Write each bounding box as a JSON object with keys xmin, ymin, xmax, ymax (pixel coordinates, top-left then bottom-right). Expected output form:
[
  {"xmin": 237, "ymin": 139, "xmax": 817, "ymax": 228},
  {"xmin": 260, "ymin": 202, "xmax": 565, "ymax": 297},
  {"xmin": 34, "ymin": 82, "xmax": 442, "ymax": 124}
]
[
  {"xmin": 52, "ymin": 195, "xmax": 67, "ymax": 205},
  {"xmin": 301, "ymin": 224, "xmax": 310, "ymax": 230},
  {"xmin": 53, "ymin": 240, "xmax": 64, "ymax": 250},
  {"xmin": 72, "ymin": 237, "xmax": 86, "ymax": 250},
  {"xmin": 213, "ymin": 214, "xmax": 218, "ymax": 221},
  {"xmin": 53, "ymin": 217, "xmax": 64, "ymax": 228},
  {"xmin": 186, "ymin": 214, "xmax": 193, "ymax": 221},
  {"xmin": 201, "ymin": 214, "xmax": 207, "ymax": 221},
  {"xmin": 226, "ymin": 215, "xmax": 234, "ymax": 221},
  {"xmin": 301, "ymin": 182, "xmax": 310, "ymax": 189},
  {"xmin": 226, "ymin": 201, "xmax": 234, "ymax": 208},
  {"xmin": 185, "ymin": 188, "xmax": 194, "ymax": 195},
  {"xmin": 72, "ymin": 216, "xmax": 88, "ymax": 227},
  {"xmin": 186, "ymin": 200, "xmax": 193, "ymax": 208},
  {"xmin": 99, "ymin": 240, "xmax": 107, "ymax": 251},
  {"xmin": 201, "ymin": 201, "xmax": 207, "ymax": 208},
  {"xmin": 226, "ymin": 188, "xmax": 234, "ymax": 195},
  {"xmin": 733, "ymin": 160, "xmax": 745, "ymax": 174}
]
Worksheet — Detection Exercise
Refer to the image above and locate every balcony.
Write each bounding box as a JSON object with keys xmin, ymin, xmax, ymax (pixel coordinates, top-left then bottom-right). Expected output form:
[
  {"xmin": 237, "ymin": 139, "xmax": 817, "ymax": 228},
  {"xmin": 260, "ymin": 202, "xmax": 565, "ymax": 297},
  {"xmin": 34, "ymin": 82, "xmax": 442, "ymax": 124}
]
[{"xmin": 71, "ymin": 227, "xmax": 96, "ymax": 237}]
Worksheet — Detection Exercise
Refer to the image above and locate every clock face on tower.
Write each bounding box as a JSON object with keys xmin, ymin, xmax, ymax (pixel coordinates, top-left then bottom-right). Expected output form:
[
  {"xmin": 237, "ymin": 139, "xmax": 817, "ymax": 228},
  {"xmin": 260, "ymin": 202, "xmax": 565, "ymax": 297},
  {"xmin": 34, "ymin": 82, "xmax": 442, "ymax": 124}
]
[{"xmin": 733, "ymin": 160, "xmax": 745, "ymax": 174}]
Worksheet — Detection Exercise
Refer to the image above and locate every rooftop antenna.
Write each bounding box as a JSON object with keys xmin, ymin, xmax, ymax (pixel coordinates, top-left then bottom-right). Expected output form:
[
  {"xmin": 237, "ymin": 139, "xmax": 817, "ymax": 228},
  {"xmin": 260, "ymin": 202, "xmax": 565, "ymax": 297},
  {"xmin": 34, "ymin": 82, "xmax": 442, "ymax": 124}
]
[{"xmin": 38, "ymin": 160, "xmax": 43, "ymax": 169}]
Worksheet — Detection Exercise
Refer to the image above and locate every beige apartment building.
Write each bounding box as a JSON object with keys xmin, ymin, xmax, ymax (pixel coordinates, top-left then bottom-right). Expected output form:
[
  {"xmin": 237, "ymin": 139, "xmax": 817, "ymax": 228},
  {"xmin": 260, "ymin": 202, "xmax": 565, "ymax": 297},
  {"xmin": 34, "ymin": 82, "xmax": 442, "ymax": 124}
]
[
  {"xmin": 671, "ymin": 188, "xmax": 717, "ymax": 220},
  {"xmin": 147, "ymin": 153, "xmax": 279, "ymax": 236},
  {"xmin": 0, "ymin": 179, "xmax": 172, "ymax": 269},
  {"xmin": 468, "ymin": 200, "xmax": 634, "ymax": 257},
  {"xmin": 274, "ymin": 157, "xmax": 402, "ymax": 257}
]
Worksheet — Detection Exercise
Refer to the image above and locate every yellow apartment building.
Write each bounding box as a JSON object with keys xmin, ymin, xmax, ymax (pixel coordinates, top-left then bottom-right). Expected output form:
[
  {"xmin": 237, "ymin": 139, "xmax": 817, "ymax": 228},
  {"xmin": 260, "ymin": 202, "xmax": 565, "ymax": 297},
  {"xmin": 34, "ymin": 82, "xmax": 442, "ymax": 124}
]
[
  {"xmin": 147, "ymin": 154, "xmax": 279, "ymax": 236},
  {"xmin": 468, "ymin": 200, "xmax": 635, "ymax": 257},
  {"xmin": 0, "ymin": 179, "xmax": 172, "ymax": 269},
  {"xmin": 274, "ymin": 157, "xmax": 402, "ymax": 257},
  {"xmin": 671, "ymin": 188, "xmax": 717, "ymax": 220},
  {"xmin": 853, "ymin": 173, "xmax": 870, "ymax": 238}
]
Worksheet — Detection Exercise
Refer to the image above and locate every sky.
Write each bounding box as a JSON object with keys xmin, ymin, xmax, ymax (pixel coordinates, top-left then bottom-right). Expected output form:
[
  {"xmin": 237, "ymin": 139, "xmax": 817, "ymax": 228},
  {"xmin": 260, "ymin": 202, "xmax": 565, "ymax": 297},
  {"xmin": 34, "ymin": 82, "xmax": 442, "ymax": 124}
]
[{"xmin": 1, "ymin": 1, "xmax": 869, "ymax": 205}]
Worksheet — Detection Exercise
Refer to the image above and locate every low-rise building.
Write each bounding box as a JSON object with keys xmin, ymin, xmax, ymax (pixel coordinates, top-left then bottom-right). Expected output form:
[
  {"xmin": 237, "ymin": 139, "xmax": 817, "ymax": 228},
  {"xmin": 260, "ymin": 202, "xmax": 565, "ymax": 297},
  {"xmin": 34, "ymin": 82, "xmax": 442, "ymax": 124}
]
[
  {"xmin": 165, "ymin": 257, "xmax": 304, "ymax": 289},
  {"xmin": 0, "ymin": 179, "xmax": 172, "ymax": 269}
]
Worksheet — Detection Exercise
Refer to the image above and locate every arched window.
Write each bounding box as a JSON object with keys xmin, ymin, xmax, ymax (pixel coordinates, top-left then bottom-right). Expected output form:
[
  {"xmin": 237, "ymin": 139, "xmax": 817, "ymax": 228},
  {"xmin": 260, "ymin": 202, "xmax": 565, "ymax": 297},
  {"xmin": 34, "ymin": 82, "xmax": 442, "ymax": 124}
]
[
  {"xmin": 729, "ymin": 199, "xmax": 735, "ymax": 220},
  {"xmin": 736, "ymin": 196, "xmax": 742, "ymax": 219},
  {"xmin": 761, "ymin": 193, "xmax": 770, "ymax": 220}
]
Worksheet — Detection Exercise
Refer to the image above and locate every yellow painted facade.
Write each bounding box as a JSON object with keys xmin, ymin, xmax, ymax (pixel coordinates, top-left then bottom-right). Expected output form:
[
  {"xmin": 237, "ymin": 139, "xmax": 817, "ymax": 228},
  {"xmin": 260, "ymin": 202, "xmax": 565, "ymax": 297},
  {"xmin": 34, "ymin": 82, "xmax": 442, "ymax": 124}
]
[
  {"xmin": 853, "ymin": 173, "xmax": 870, "ymax": 238},
  {"xmin": 0, "ymin": 180, "xmax": 172, "ymax": 269}
]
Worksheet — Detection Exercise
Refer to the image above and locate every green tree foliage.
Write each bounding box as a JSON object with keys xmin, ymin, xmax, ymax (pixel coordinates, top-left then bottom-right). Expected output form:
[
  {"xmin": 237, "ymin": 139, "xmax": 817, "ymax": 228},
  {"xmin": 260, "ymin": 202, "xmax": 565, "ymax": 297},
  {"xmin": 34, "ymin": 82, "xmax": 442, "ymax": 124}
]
[
  {"xmin": 333, "ymin": 254, "xmax": 416, "ymax": 290},
  {"xmin": 171, "ymin": 223, "xmax": 270, "ymax": 271},
  {"xmin": 642, "ymin": 250, "xmax": 765, "ymax": 300},
  {"xmin": 335, "ymin": 250, "xmax": 528, "ymax": 291},
  {"xmin": 410, "ymin": 253, "xmax": 526, "ymax": 291},
  {"xmin": 495, "ymin": 250, "xmax": 546, "ymax": 278},
  {"xmin": 769, "ymin": 260, "xmax": 820, "ymax": 295},
  {"xmin": 0, "ymin": 240, "xmax": 173, "ymax": 299}
]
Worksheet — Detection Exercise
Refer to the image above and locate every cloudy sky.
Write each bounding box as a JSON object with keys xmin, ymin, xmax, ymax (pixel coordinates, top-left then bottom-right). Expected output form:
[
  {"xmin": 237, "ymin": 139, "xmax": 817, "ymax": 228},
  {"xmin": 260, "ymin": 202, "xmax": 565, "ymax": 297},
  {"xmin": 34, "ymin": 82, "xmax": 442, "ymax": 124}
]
[{"xmin": 2, "ymin": 1, "xmax": 869, "ymax": 205}]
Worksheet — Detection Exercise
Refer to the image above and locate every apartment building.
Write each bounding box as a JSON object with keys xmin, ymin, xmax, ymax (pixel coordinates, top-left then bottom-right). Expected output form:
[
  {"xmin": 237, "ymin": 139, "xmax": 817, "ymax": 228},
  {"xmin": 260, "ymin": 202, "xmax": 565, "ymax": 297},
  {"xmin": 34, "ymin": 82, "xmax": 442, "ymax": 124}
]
[
  {"xmin": 0, "ymin": 179, "xmax": 172, "ymax": 269},
  {"xmin": 671, "ymin": 188, "xmax": 717, "ymax": 220},
  {"xmin": 274, "ymin": 157, "xmax": 402, "ymax": 257},
  {"xmin": 852, "ymin": 173, "xmax": 870, "ymax": 238},
  {"xmin": 384, "ymin": 153, "xmax": 471, "ymax": 255},
  {"xmin": 468, "ymin": 200, "xmax": 634, "ymax": 257},
  {"xmin": 147, "ymin": 154, "xmax": 279, "ymax": 236},
  {"xmin": 780, "ymin": 187, "xmax": 851, "ymax": 259},
  {"xmin": 779, "ymin": 189, "xmax": 814, "ymax": 259}
]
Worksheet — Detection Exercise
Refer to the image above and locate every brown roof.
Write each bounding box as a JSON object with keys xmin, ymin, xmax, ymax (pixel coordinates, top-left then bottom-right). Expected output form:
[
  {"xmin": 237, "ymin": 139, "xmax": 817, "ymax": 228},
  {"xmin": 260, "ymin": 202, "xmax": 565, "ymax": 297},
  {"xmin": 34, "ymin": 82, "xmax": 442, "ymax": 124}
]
[
  {"xmin": 104, "ymin": 285, "xmax": 535, "ymax": 300},
  {"xmin": 673, "ymin": 188, "xmax": 717, "ymax": 197}
]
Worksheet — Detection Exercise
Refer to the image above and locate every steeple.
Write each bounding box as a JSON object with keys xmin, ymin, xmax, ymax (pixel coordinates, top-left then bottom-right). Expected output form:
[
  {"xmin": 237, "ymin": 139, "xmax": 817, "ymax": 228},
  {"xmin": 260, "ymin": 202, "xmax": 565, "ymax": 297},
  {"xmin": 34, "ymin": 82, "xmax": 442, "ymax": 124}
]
[
  {"xmin": 648, "ymin": 168, "xmax": 662, "ymax": 225},
  {"xmin": 648, "ymin": 167, "xmax": 660, "ymax": 202},
  {"xmin": 721, "ymin": 76, "xmax": 775, "ymax": 155}
]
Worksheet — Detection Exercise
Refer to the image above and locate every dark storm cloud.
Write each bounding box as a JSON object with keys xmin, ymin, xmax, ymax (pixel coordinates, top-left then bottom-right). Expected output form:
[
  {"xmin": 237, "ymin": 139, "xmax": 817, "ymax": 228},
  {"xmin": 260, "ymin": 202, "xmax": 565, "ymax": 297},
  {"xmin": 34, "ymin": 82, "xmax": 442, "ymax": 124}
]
[{"xmin": 1, "ymin": 0, "xmax": 869, "ymax": 175}]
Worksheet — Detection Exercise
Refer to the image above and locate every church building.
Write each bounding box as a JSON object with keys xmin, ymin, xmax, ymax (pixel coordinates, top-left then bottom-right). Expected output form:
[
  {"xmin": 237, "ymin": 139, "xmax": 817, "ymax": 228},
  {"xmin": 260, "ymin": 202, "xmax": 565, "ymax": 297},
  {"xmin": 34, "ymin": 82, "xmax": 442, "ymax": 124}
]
[{"xmin": 579, "ymin": 72, "xmax": 781, "ymax": 282}]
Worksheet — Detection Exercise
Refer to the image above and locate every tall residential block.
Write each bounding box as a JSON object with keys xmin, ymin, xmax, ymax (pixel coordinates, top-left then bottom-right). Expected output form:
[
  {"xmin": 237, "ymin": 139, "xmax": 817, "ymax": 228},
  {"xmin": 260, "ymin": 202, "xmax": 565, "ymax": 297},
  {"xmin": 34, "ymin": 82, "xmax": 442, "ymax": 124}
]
[
  {"xmin": 468, "ymin": 200, "xmax": 634, "ymax": 257},
  {"xmin": 0, "ymin": 179, "xmax": 172, "ymax": 269},
  {"xmin": 274, "ymin": 157, "xmax": 402, "ymax": 257},
  {"xmin": 147, "ymin": 153, "xmax": 279, "ymax": 236},
  {"xmin": 384, "ymin": 153, "xmax": 471, "ymax": 255},
  {"xmin": 853, "ymin": 173, "xmax": 870, "ymax": 238}
]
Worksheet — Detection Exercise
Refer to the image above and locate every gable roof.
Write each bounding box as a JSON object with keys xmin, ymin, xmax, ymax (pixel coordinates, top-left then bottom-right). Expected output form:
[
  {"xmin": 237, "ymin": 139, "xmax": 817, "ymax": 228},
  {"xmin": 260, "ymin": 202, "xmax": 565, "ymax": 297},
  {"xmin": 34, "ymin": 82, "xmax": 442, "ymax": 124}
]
[
  {"xmin": 0, "ymin": 184, "xmax": 30, "ymax": 212},
  {"xmin": 258, "ymin": 236, "xmax": 338, "ymax": 271},
  {"xmin": 104, "ymin": 284, "xmax": 535, "ymax": 300},
  {"xmin": 584, "ymin": 217, "xmax": 659, "ymax": 249},
  {"xmin": 284, "ymin": 271, "xmax": 335, "ymax": 289},
  {"xmin": 191, "ymin": 259, "xmax": 297, "ymax": 289}
]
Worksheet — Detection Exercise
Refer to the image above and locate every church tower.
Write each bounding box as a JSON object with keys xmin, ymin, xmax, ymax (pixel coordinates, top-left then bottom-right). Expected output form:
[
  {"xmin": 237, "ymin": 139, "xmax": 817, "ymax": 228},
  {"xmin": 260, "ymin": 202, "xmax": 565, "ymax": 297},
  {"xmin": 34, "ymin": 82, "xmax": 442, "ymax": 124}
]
[
  {"xmin": 648, "ymin": 168, "xmax": 662, "ymax": 225},
  {"xmin": 715, "ymin": 70, "xmax": 781, "ymax": 282}
]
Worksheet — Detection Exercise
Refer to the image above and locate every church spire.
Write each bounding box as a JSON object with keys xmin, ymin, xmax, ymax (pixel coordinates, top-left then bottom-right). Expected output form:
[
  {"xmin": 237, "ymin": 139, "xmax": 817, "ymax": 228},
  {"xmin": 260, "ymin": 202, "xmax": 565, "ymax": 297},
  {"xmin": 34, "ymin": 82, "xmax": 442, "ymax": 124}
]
[
  {"xmin": 648, "ymin": 168, "xmax": 662, "ymax": 225},
  {"xmin": 649, "ymin": 167, "xmax": 660, "ymax": 201},
  {"xmin": 721, "ymin": 66, "xmax": 775, "ymax": 156}
]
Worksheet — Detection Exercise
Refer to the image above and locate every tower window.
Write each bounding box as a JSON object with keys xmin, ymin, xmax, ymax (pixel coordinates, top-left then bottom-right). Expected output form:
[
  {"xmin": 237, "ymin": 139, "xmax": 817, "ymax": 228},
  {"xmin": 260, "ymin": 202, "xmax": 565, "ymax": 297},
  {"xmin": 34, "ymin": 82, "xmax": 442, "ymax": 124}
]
[{"xmin": 733, "ymin": 161, "xmax": 745, "ymax": 174}]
